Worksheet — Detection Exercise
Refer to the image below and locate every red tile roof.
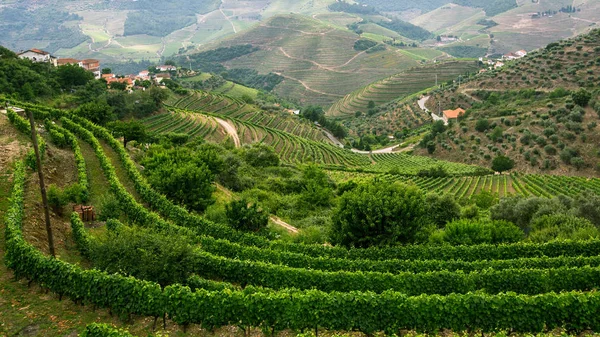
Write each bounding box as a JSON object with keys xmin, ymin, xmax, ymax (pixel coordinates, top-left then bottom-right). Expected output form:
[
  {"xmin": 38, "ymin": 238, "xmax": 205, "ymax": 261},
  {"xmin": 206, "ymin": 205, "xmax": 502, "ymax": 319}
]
[{"xmin": 443, "ymin": 108, "xmax": 465, "ymax": 119}]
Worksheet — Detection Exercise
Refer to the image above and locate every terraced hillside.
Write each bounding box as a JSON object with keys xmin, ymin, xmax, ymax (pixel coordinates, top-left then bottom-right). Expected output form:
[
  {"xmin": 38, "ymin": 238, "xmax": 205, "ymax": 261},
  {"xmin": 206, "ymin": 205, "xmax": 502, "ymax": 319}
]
[
  {"xmin": 5, "ymin": 101, "xmax": 600, "ymax": 336},
  {"xmin": 415, "ymin": 29, "xmax": 600, "ymax": 176},
  {"xmin": 166, "ymin": 91, "xmax": 330, "ymax": 143},
  {"xmin": 327, "ymin": 60, "xmax": 481, "ymax": 118},
  {"xmin": 328, "ymin": 169, "xmax": 600, "ymax": 200},
  {"xmin": 192, "ymin": 15, "xmax": 422, "ymax": 106}
]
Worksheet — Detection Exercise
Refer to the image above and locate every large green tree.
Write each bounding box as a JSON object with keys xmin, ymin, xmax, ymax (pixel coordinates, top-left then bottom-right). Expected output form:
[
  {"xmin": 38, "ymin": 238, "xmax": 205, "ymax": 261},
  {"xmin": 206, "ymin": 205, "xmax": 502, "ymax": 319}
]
[
  {"xmin": 331, "ymin": 180, "xmax": 428, "ymax": 248},
  {"xmin": 107, "ymin": 120, "xmax": 147, "ymax": 148},
  {"xmin": 225, "ymin": 199, "xmax": 269, "ymax": 232}
]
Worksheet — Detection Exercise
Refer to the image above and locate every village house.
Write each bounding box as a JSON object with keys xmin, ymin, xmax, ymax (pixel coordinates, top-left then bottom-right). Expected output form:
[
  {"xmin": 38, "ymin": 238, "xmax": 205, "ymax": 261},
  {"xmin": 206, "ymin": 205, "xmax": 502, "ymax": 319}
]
[
  {"xmin": 138, "ymin": 70, "xmax": 150, "ymax": 80},
  {"xmin": 57, "ymin": 58, "xmax": 83, "ymax": 67},
  {"xmin": 101, "ymin": 73, "xmax": 116, "ymax": 80},
  {"xmin": 154, "ymin": 73, "xmax": 171, "ymax": 83},
  {"xmin": 443, "ymin": 108, "xmax": 465, "ymax": 122},
  {"xmin": 157, "ymin": 65, "xmax": 177, "ymax": 72},
  {"xmin": 494, "ymin": 61, "xmax": 505, "ymax": 69},
  {"xmin": 17, "ymin": 49, "xmax": 57, "ymax": 66},
  {"xmin": 81, "ymin": 59, "xmax": 101, "ymax": 79},
  {"xmin": 106, "ymin": 77, "xmax": 134, "ymax": 90}
]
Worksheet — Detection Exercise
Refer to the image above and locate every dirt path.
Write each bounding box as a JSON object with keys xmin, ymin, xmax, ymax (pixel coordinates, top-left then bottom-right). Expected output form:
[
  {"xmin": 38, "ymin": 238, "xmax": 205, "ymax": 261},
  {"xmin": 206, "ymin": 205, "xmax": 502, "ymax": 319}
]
[
  {"xmin": 270, "ymin": 216, "xmax": 299, "ymax": 234},
  {"xmin": 274, "ymin": 73, "xmax": 344, "ymax": 97},
  {"xmin": 331, "ymin": 50, "xmax": 367, "ymax": 69},
  {"xmin": 418, "ymin": 96, "xmax": 430, "ymax": 112},
  {"xmin": 214, "ymin": 117, "xmax": 241, "ymax": 148},
  {"xmin": 220, "ymin": 2, "xmax": 237, "ymax": 34}
]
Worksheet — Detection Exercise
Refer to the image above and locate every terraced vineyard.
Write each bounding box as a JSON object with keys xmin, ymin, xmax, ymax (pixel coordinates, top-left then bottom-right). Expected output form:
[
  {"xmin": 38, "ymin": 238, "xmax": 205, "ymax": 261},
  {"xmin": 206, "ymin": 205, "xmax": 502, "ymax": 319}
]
[
  {"xmin": 327, "ymin": 61, "xmax": 481, "ymax": 118},
  {"xmin": 142, "ymin": 108, "xmax": 372, "ymax": 167},
  {"xmin": 370, "ymin": 152, "xmax": 489, "ymax": 176},
  {"xmin": 328, "ymin": 169, "xmax": 600, "ymax": 200},
  {"xmin": 166, "ymin": 91, "xmax": 329, "ymax": 143},
  {"xmin": 6, "ymin": 103, "xmax": 600, "ymax": 336}
]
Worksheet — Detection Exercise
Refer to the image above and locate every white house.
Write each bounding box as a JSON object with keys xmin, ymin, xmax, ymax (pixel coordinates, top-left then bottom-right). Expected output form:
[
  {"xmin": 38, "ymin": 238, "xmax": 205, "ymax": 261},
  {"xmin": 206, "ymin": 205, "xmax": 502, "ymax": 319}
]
[
  {"xmin": 18, "ymin": 49, "xmax": 57, "ymax": 66},
  {"xmin": 157, "ymin": 65, "xmax": 176, "ymax": 72}
]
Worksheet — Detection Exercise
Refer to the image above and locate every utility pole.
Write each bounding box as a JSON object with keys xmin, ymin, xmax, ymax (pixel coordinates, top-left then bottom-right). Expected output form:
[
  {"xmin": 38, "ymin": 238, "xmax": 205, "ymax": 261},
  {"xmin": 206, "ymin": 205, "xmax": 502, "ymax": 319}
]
[
  {"xmin": 435, "ymin": 74, "xmax": 438, "ymax": 87},
  {"xmin": 27, "ymin": 110, "xmax": 55, "ymax": 258}
]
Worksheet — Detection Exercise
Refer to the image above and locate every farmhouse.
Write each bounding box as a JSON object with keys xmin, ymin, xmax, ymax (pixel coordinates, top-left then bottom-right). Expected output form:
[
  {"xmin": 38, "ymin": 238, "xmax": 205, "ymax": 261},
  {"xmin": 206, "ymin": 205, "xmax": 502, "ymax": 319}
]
[
  {"xmin": 17, "ymin": 49, "xmax": 57, "ymax": 66},
  {"xmin": 57, "ymin": 58, "xmax": 83, "ymax": 67},
  {"xmin": 443, "ymin": 108, "xmax": 465, "ymax": 121},
  {"xmin": 154, "ymin": 73, "xmax": 171, "ymax": 83}
]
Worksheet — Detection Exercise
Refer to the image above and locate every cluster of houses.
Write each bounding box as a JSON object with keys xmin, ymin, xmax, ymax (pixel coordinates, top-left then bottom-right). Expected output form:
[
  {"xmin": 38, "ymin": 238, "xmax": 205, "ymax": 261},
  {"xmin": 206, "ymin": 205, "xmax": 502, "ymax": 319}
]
[
  {"xmin": 478, "ymin": 49, "xmax": 527, "ymax": 73},
  {"xmin": 16, "ymin": 48, "xmax": 177, "ymax": 90}
]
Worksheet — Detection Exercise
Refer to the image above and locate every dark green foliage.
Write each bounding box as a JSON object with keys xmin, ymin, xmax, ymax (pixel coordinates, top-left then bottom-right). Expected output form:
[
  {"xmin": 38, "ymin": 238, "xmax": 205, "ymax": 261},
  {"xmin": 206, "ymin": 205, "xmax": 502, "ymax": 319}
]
[
  {"xmin": 56, "ymin": 64, "xmax": 95, "ymax": 90},
  {"xmin": 470, "ymin": 191, "xmax": 498, "ymax": 209},
  {"xmin": 477, "ymin": 19, "xmax": 498, "ymax": 28},
  {"xmin": 331, "ymin": 181, "xmax": 428, "ymax": 247},
  {"xmin": 299, "ymin": 165, "xmax": 333, "ymax": 208},
  {"xmin": 142, "ymin": 144, "xmax": 217, "ymax": 212},
  {"xmin": 242, "ymin": 143, "xmax": 280, "ymax": 168},
  {"xmin": 301, "ymin": 105, "xmax": 347, "ymax": 138},
  {"xmin": 529, "ymin": 214, "xmax": 600, "ymax": 242},
  {"xmin": 452, "ymin": 0, "xmax": 517, "ymax": 16},
  {"xmin": 74, "ymin": 99, "xmax": 115, "ymax": 125},
  {"xmin": 354, "ymin": 39, "xmax": 378, "ymax": 51},
  {"xmin": 182, "ymin": 44, "xmax": 259, "ymax": 74},
  {"xmin": 572, "ymin": 88, "xmax": 592, "ymax": 106},
  {"xmin": 491, "ymin": 155, "xmax": 514, "ymax": 172},
  {"xmin": 329, "ymin": 1, "xmax": 379, "ymax": 14},
  {"xmin": 47, "ymin": 184, "xmax": 68, "ymax": 215},
  {"xmin": 225, "ymin": 68, "xmax": 283, "ymax": 92},
  {"xmin": 426, "ymin": 193, "xmax": 461, "ymax": 227},
  {"xmin": 225, "ymin": 199, "xmax": 269, "ymax": 232},
  {"xmin": 417, "ymin": 165, "xmax": 448, "ymax": 177},
  {"xmin": 376, "ymin": 19, "xmax": 432, "ymax": 41},
  {"xmin": 107, "ymin": 120, "xmax": 147, "ymax": 148},
  {"xmin": 439, "ymin": 46, "xmax": 488, "ymax": 58},
  {"xmin": 475, "ymin": 119, "xmax": 490, "ymax": 132}
]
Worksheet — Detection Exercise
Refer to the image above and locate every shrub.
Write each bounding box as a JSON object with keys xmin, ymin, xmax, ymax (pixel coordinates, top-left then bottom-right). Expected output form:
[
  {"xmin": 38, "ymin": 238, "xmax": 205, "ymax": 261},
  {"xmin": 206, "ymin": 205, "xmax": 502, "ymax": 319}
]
[{"xmin": 225, "ymin": 199, "xmax": 269, "ymax": 232}]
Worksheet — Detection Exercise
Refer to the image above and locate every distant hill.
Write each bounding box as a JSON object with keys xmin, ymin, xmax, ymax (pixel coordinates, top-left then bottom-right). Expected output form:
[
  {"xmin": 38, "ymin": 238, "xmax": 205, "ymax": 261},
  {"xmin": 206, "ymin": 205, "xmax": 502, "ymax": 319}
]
[
  {"xmin": 183, "ymin": 15, "xmax": 423, "ymax": 107},
  {"xmin": 413, "ymin": 29, "xmax": 600, "ymax": 176}
]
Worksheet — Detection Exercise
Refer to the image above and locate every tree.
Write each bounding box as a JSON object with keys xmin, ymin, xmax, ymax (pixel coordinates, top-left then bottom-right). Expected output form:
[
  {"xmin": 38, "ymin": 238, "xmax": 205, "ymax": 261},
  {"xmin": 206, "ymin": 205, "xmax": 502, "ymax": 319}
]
[
  {"xmin": 490, "ymin": 126, "xmax": 503, "ymax": 142},
  {"xmin": 242, "ymin": 143, "xmax": 280, "ymax": 167},
  {"xmin": 475, "ymin": 119, "xmax": 490, "ymax": 132},
  {"xmin": 107, "ymin": 120, "xmax": 147, "ymax": 148},
  {"xmin": 146, "ymin": 160, "xmax": 215, "ymax": 212},
  {"xmin": 74, "ymin": 99, "xmax": 115, "ymax": 125},
  {"xmin": 56, "ymin": 63, "xmax": 94, "ymax": 89},
  {"xmin": 572, "ymin": 88, "xmax": 592, "ymax": 107},
  {"xmin": 367, "ymin": 100, "xmax": 376, "ymax": 109},
  {"xmin": 225, "ymin": 199, "xmax": 268, "ymax": 232},
  {"xmin": 101, "ymin": 68, "xmax": 112, "ymax": 74},
  {"xmin": 109, "ymin": 81, "xmax": 127, "ymax": 91},
  {"xmin": 330, "ymin": 181, "xmax": 428, "ymax": 248},
  {"xmin": 299, "ymin": 164, "xmax": 333, "ymax": 208},
  {"xmin": 491, "ymin": 155, "xmax": 514, "ymax": 172},
  {"xmin": 431, "ymin": 120, "xmax": 446, "ymax": 135},
  {"xmin": 425, "ymin": 193, "xmax": 461, "ymax": 227},
  {"xmin": 426, "ymin": 141, "xmax": 436, "ymax": 154}
]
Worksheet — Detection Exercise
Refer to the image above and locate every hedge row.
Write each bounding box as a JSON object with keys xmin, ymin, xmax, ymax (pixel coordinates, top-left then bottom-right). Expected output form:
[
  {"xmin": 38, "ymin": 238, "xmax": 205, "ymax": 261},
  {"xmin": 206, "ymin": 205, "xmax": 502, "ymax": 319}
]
[
  {"xmin": 7, "ymin": 108, "xmax": 46, "ymax": 170},
  {"xmin": 46, "ymin": 122, "xmax": 90, "ymax": 202}
]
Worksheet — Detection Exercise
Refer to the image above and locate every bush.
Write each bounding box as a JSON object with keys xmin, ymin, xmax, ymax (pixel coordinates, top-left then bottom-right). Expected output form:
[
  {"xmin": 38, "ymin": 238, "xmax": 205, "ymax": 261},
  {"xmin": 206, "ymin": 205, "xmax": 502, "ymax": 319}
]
[
  {"xmin": 475, "ymin": 119, "xmax": 490, "ymax": 132},
  {"xmin": 225, "ymin": 199, "xmax": 269, "ymax": 232},
  {"xmin": 425, "ymin": 193, "xmax": 461, "ymax": 227},
  {"xmin": 330, "ymin": 181, "xmax": 427, "ymax": 248},
  {"xmin": 98, "ymin": 193, "xmax": 121, "ymax": 221},
  {"xmin": 529, "ymin": 214, "xmax": 600, "ymax": 242},
  {"xmin": 47, "ymin": 184, "xmax": 68, "ymax": 215},
  {"xmin": 430, "ymin": 219, "xmax": 522, "ymax": 246},
  {"xmin": 572, "ymin": 88, "xmax": 592, "ymax": 106},
  {"xmin": 491, "ymin": 155, "xmax": 514, "ymax": 172}
]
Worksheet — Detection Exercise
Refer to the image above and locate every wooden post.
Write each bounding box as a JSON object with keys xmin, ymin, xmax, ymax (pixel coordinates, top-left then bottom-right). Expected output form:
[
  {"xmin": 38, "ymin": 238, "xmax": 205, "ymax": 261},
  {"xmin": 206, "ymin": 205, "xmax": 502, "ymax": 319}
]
[{"xmin": 27, "ymin": 110, "xmax": 55, "ymax": 257}]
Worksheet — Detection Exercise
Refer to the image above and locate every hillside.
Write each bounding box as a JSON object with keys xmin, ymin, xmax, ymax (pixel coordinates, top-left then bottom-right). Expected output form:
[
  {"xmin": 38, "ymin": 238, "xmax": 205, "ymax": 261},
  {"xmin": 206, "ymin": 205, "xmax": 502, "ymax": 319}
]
[
  {"xmin": 327, "ymin": 60, "xmax": 481, "ymax": 118},
  {"xmin": 185, "ymin": 15, "xmax": 424, "ymax": 106},
  {"xmin": 414, "ymin": 28, "xmax": 600, "ymax": 176},
  {"xmin": 409, "ymin": 0, "xmax": 600, "ymax": 58}
]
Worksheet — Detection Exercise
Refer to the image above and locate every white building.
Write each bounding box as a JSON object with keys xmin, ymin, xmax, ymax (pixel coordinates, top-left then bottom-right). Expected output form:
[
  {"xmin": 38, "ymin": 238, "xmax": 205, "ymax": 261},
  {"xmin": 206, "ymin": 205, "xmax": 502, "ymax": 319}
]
[{"xmin": 17, "ymin": 49, "xmax": 57, "ymax": 66}]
